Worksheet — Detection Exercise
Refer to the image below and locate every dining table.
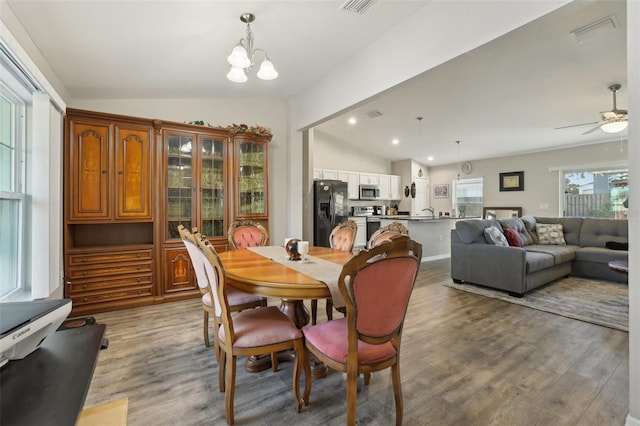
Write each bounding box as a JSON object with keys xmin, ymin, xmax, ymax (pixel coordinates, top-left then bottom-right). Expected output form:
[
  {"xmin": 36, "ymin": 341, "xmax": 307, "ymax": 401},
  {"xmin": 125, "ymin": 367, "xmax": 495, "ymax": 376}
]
[{"xmin": 217, "ymin": 245, "xmax": 354, "ymax": 377}]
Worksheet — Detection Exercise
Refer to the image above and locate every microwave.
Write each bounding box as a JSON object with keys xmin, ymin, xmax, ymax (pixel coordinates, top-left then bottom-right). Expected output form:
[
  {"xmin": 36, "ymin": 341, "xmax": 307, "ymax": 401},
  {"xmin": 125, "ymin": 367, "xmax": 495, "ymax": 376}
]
[{"xmin": 359, "ymin": 184, "xmax": 380, "ymax": 200}]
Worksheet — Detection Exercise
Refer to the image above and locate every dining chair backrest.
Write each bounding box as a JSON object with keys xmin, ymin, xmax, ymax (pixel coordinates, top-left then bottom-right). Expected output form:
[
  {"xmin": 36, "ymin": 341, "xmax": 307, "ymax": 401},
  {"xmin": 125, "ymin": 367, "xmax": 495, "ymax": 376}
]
[
  {"xmin": 367, "ymin": 221, "xmax": 409, "ymax": 249},
  {"xmin": 196, "ymin": 234, "xmax": 234, "ymax": 336},
  {"xmin": 179, "ymin": 226, "xmax": 223, "ymax": 317},
  {"xmin": 341, "ymin": 235, "xmax": 421, "ymax": 343},
  {"xmin": 329, "ymin": 219, "xmax": 358, "ymax": 252},
  {"xmin": 228, "ymin": 219, "xmax": 269, "ymax": 249}
]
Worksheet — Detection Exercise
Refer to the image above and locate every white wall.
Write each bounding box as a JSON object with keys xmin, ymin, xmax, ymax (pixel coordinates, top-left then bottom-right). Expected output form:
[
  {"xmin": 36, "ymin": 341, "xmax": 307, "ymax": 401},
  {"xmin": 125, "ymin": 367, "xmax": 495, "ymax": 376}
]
[
  {"xmin": 427, "ymin": 141, "xmax": 628, "ymax": 217},
  {"xmin": 313, "ymin": 130, "xmax": 390, "ymax": 174},
  {"xmin": 71, "ymin": 98, "xmax": 290, "ymax": 245}
]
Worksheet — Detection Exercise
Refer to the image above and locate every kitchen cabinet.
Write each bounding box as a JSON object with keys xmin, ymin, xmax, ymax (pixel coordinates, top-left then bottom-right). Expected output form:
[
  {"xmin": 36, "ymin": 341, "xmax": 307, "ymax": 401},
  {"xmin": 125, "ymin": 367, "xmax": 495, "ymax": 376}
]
[
  {"xmin": 349, "ymin": 216, "xmax": 367, "ymax": 248},
  {"xmin": 320, "ymin": 169, "xmax": 339, "ymax": 180},
  {"xmin": 338, "ymin": 171, "xmax": 360, "ymax": 200},
  {"xmin": 379, "ymin": 174, "xmax": 391, "ymax": 200},
  {"xmin": 390, "ymin": 175, "xmax": 401, "ymax": 200},
  {"xmin": 313, "ymin": 169, "xmax": 322, "ymax": 180},
  {"xmin": 359, "ymin": 173, "xmax": 379, "ymax": 185}
]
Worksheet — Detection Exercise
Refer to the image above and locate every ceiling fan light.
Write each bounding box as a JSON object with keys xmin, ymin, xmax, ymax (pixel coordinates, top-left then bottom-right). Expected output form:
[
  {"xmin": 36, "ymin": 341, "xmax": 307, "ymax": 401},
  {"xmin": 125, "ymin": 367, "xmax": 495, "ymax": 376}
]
[
  {"xmin": 226, "ymin": 66, "xmax": 248, "ymax": 83},
  {"xmin": 227, "ymin": 44, "xmax": 251, "ymax": 68},
  {"xmin": 257, "ymin": 59, "xmax": 278, "ymax": 80},
  {"xmin": 601, "ymin": 121, "xmax": 628, "ymax": 133}
]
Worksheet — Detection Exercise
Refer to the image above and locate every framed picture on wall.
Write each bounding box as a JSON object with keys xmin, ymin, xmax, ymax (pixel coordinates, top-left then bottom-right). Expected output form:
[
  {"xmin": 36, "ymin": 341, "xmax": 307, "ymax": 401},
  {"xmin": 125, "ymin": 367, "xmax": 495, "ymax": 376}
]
[
  {"xmin": 499, "ymin": 171, "xmax": 524, "ymax": 191},
  {"xmin": 434, "ymin": 184, "xmax": 449, "ymax": 198}
]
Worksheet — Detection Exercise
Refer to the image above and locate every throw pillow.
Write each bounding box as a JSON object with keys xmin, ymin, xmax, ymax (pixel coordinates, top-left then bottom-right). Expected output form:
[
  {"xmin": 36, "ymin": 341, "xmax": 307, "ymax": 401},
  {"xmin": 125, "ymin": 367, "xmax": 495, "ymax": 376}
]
[
  {"xmin": 503, "ymin": 228, "xmax": 524, "ymax": 247},
  {"xmin": 484, "ymin": 226, "xmax": 508, "ymax": 246},
  {"xmin": 536, "ymin": 223, "xmax": 566, "ymax": 245}
]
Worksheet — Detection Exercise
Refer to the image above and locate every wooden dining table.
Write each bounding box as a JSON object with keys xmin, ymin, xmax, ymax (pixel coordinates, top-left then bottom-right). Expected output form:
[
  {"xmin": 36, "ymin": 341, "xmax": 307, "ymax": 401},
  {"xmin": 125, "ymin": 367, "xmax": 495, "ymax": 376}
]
[{"xmin": 217, "ymin": 245, "xmax": 354, "ymax": 377}]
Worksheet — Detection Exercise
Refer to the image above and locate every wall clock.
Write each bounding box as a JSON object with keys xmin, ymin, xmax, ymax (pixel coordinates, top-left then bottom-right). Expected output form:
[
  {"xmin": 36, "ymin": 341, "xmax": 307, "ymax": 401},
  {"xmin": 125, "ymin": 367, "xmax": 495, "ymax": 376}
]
[{"xmin": 460, "ymin": 162, "xmax": 472, "ymax": 175}]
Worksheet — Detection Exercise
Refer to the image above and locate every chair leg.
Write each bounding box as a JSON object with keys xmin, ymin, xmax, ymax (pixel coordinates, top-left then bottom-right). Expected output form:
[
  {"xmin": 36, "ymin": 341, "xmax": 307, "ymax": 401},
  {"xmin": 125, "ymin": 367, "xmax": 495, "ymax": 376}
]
[
  {"xmin": 219, "ymin": 351, "xmax": 226, "ymax": 393},
  {"xmin": 225, "ymin": 354, "xmax": 237, "ymax": 425},
  {"xmin": 346, "ymin": 367, "xmax": 358, "ymax": 426},
  {"xmin": 325, "ymin": 298, "xmax": 333, "ymax": 321},
  {"xmin": 311, "ymin": 299, "xmax": 318, "ymax": 325},
  {"xmin": 203, "ymin": 310, "xmax": 210, "ymax": 347},
  {"xmin": 271, "ymin": 352, "xmax": 279, "ymax": 372},
  {"xmin": 391, "ymin": 363, "xmax": 403, "ymax": 426},
  {"xmin": 292, "ymin": 340, "xmax": 304, "ymax": 413},
  {"xmin": 364, "ymin": 372, "xmax": 371, "ymax": 385}
]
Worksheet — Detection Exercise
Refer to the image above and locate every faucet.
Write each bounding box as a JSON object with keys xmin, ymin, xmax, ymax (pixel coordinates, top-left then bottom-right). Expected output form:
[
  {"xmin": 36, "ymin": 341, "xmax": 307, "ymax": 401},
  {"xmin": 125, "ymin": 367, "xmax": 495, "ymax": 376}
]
[{"xmin": 422, "ymin": 207, "xmax": 435, "ymax": 218}]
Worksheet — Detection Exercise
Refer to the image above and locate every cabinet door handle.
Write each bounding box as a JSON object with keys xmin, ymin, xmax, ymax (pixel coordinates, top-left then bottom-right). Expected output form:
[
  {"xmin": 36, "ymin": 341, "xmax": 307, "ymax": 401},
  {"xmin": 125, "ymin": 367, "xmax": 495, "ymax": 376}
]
[
  {"xmin": 137, "ymin": 277, "xmax": 142, "ymax": 282},
  {"xmin": 83, "ymin": 284, "xmax": 88, "ymax": 289},
  {"xmin": 118, "ymin": 170, "xmax": 124, "ymax": 174},
  {"xmin": 137, "ymin": 253, "xmax": 142, "ymax": 258},
  {"xmin": 137, "ymin": 266, "xmax": 141, "ymax": 270},
  {"xmin": 102, "ymin": 170, "xmax": 108, "ymax": 174},
  {"xmin": 82, "ymin": 257, "xmax": 87, "ymax": 262},
  {"xmin": 82, "ymin": 271, "xmax": 88, "ymax": 276}
]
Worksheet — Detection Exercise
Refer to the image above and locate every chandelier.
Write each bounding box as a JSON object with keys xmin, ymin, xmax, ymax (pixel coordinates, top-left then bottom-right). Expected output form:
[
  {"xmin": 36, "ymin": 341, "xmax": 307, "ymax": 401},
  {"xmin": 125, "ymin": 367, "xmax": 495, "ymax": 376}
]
[{"xmin": 226, "ymin": 13, "xmax": 278, "ymax": 83}]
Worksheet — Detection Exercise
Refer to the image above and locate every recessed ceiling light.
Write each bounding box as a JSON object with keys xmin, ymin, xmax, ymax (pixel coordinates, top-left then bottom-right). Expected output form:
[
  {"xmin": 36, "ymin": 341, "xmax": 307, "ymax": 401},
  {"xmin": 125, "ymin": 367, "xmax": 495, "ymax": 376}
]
[
  {"xmin": 392, "ymin": 139, "xmax": 399, "ymax": 145},
  {"xmin": 427, "ymin": 156, "xmax": 434, "ymax": 161},
  {"xmin": 348, "ymin": 117, "xmax": 357, "ymax": 125}
]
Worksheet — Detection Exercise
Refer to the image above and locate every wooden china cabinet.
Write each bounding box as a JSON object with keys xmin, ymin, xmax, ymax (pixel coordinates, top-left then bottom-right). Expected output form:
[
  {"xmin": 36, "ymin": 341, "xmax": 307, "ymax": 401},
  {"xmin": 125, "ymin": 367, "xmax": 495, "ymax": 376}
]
[
  {"xmin": 63, "ymin": 109, "xmax": 271, "ymax": 315},
  {"xmin": 64, "ymin": 109, "xmax": 156, "ymax": 316}
]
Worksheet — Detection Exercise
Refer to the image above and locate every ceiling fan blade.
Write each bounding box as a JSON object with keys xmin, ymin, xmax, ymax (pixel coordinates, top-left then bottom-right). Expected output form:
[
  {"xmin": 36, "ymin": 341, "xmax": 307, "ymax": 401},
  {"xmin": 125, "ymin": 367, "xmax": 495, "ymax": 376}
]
[
  {"xmin": 554, "ymin": 121, "xmax": 600, "ymax": 130},
  {"xmin": 582, "ymin": 124, "xmax": 603, "ymax": 135}
]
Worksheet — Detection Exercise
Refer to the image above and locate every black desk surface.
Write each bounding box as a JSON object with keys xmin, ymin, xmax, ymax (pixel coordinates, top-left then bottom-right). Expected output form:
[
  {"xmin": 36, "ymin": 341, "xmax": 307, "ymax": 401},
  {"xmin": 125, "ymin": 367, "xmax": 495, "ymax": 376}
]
[{"xmin": 0, "ymin": 323, "xmax": 106, "ymax": 426}]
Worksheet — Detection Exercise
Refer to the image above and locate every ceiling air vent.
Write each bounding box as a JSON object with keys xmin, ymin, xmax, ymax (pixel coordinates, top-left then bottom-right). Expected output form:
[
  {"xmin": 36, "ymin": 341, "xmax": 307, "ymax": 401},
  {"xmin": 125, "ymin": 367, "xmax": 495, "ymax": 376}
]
[
  {"xmin": 570, "ymin": 15, "xmax": 618, "ymax": 44},
  {"xmin": 365, "ymin": 110, "xmax": 383, "ymax": 118},
  {"xmin": 339, "ymin": 0, "xmax": 377, "ymax": 14}
]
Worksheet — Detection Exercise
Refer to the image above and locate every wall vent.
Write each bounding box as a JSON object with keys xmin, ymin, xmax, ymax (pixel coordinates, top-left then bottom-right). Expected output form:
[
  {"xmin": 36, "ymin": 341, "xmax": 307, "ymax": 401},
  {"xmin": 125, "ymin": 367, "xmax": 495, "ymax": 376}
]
[
  {"xmin": 365, "ymin": 109, "xmax": 383, "ymax": 118},
  {"xmin": 339, "ymin": 0, "xmax": 377, "ymax": 14},
  {"xmin": 570, "ymin": 15, "xmax": 618, "ymax": 44}
]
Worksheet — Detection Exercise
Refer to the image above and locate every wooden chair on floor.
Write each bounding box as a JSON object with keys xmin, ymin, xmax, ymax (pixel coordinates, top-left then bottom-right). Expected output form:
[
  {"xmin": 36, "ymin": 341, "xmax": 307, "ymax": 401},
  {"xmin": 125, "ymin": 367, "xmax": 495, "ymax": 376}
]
[
  {"xmin": 311, "ymin": 219, "xmax": 358, "ymax": 325},
  {"xmin": 367, "ymin": 221, "xmax": 409, "ymax": 248},
  {"xmin": 196, "ymin": 235, "xmax": 311, "ymax": 425},
  {"xmin": 227, "ymin": 219, "xmax": 268, "ymax": 249},
  {"xmin": 301, "ymin": 236, "xmax": 422, "ymax": 426},
  {"xmin": 178, "ymin": 225, "xmax": 266, "ymax": 357}
]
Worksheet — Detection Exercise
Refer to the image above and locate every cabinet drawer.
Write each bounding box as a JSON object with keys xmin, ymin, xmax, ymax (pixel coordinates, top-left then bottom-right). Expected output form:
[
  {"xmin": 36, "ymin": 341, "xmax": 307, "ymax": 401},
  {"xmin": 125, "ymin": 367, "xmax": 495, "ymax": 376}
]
[
  {"xmin": 67, "ymin": 274, "xmax": 153, "ymax": 294},
  {"xmin": 70, "ymin": 286, "xmax": 153, "ymax": 306},
  {"xmin": 68, "ymin": 249, "xmax": 153, "ymax": 266},
  {"xmin": 67, "ymin": 260, "xmax": 153, "ymax": 279}
]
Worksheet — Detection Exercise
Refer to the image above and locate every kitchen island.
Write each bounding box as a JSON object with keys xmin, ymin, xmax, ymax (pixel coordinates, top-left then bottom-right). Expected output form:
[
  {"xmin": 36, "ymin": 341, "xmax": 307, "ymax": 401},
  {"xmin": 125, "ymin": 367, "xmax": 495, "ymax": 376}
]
[{"xmin": 380, "ymin": 216, "xmax": 479, "ymax": 261}]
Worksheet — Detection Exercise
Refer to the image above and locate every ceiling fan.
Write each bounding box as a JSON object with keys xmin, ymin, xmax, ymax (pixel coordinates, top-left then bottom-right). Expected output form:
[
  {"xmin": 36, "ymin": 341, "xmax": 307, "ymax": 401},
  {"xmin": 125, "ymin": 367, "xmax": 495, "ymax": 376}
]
[{"xmin": 555, "ymin": 84, "xmax": 628, "ymax": 135}]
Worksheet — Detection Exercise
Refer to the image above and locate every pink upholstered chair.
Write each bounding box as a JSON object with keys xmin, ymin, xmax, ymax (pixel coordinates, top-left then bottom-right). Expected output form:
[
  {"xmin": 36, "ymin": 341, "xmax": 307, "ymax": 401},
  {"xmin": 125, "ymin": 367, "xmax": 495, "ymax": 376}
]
[
  {"xmin": 367, "ymin": 221, "xmax": 409, "ymax": 249},
  {"xmin": 301, "ymin": 236, "xmax": 422, "ymax": 426},
  {"xmin": 311, "ymin": 219, "xmax": 358, "ymax": 325},
  {"xmin": 227, "ymin": 219, "xmax": 268, "ymax": 250},
  {"xmin": 178, "ymin": 225, "xmax": 266, "ymax": 357},
  {"xmin": 196, "ymin": 234, "xmax": 311, "ymax": 425}
]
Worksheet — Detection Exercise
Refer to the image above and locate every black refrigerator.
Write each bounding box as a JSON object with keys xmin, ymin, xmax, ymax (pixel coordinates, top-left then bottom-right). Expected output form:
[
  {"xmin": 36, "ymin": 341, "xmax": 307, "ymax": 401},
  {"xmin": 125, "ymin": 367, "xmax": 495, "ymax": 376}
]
[{"xmin": 313, "ymin": 180, "xmax": 349, "ymax": 247}]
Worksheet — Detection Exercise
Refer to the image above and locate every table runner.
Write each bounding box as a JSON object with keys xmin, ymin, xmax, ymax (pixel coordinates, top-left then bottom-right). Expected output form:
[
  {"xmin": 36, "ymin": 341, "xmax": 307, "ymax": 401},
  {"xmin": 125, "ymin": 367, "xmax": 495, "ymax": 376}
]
[{"xmin": 247, "ymin": 246, "xmax": 345, "ymax": 308}]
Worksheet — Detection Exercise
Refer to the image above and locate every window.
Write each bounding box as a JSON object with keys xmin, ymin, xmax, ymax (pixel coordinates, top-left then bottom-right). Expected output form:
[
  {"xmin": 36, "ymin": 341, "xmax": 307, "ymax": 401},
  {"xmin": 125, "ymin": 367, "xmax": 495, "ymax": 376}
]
[
  {"xmin": 453, "ymin": 177, "xmax": 483, "ymax": 218},
  {"xmin": 0, "ymin": 82, "xmax": 26, "ymax": 299},
  {"xmin": 563, "ymin": 168, "xmax": 628, "ymax": 218}
]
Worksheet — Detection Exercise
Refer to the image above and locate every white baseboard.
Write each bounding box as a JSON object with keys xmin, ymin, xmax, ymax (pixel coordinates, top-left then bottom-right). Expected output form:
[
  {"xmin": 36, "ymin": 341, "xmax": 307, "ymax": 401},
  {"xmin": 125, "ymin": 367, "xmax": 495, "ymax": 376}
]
[
  {"xmin": 421, "ymin": 254, "xmax": 450, "ymax": 263},
  {"xmin": 627, "ymin": 413, "xmax": 640, "ymax": 426}
]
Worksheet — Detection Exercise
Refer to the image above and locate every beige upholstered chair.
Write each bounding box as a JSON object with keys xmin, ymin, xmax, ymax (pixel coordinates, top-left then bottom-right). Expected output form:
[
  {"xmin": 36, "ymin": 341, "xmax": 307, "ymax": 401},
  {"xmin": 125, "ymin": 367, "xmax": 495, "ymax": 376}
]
[
  {"xmin": 311, "ymin": 219, "xmax": 358, "ymax": 325},
  {"xmin": 178, "ymin": 225, "xmax": 266, "ymax": 356},
  {"xmin": 367, "ymin": 221, "xmax": 409, "ymax": 248},
  {"xmin": 301, "ymin": 236, "xmax": 422, "ymax": 425},
  {"xmin": 196, "ymin": 235, "xmax": 311, "ymax": 425},
  {"xmin": 227, "ymin": 219, "xmax": 268, "ymax": 250}
]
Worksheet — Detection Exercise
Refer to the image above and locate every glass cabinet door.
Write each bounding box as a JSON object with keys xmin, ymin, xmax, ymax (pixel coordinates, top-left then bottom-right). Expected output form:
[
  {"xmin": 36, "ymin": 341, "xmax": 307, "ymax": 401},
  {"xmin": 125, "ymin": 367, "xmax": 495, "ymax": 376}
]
[
  {"xmin": 166, "ymin": 134, "xmax": 193, "ymax": 239},
  {"xmin": 237, "ymin": 138, "xmax": 266, "ymax": 216},
  {"xmin": 200, "ymin": 136, "xmax": 225, "ymax": 238}
]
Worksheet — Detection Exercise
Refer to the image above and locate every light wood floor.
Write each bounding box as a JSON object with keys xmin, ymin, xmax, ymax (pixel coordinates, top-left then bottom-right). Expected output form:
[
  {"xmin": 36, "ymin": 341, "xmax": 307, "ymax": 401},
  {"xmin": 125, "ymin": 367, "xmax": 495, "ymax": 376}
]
[{"xmin": 83, "ymin": 258, "xmax": 629, "ymax": 425}]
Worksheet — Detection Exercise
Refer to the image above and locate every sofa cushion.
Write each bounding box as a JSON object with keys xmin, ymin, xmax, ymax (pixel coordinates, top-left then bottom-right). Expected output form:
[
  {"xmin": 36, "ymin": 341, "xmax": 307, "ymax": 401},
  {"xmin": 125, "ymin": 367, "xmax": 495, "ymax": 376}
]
[
  {"xmin": 519, "ymin": 215, "xmax": 538, "ymax": 245},
  {"xmin": 525, "ymin": 244, "xmax": 577, "ymax": 265},
  {"xmin": 579, "ymin": 218, "xmax": 628, "ymax": 248},
  {"xmin": 525, "ymin": 251, "xmax": 555, "ymax": 274},
  {"xmin": 499, "ymin": 217, "xmax": 533, "ymax": 246},
  {"xmin": 484, "ymin": 226, "xmax": 508, "ymax": 246},
  {"xmin": 534, "ymin": 217, "xmax": 583, "ymax": 246},
  {"xmin": 455, "ymin": 219, "xmax": 503, "ymax": 244},
  {"xmin": 503, "ymin": 228, "xmax": 524, "ymax": 247},
  {"xmin": 536, "ymin": 223, "xmax": 567, "ymax": 245},
  {"xmin": 574, "ymin": 246, "xmax": 628, "ymax": 264}
]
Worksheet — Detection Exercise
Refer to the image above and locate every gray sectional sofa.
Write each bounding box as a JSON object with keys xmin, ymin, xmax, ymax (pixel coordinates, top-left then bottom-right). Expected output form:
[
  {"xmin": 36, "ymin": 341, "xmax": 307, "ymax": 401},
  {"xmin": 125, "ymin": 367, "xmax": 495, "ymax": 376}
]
[{"xmin": 450, "ymin": 216, "xmax": 628, "ymax": 296}]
